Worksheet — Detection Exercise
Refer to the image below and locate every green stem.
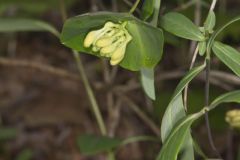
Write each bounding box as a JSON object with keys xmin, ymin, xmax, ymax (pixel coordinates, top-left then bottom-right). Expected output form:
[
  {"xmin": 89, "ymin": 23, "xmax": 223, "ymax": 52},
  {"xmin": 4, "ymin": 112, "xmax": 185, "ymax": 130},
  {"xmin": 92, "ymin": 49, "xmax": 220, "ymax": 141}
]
[
  {"xmin": 59, "ymin": 0, "xmax": 112, "ymax": 159},
  {"xmin": 73, "ymin": 51, "xmax": 107, "ymax": 135},
  {"xmin": 204, "ymin": 59, "xmax": 222, "ymax": 159},
  {"xmin": 151, "ymin": 0, "xmax": 162, "ymax": 26},
  {"xmin": 129, "ymin": 0, "xmax": 141, "ymax": 14}
]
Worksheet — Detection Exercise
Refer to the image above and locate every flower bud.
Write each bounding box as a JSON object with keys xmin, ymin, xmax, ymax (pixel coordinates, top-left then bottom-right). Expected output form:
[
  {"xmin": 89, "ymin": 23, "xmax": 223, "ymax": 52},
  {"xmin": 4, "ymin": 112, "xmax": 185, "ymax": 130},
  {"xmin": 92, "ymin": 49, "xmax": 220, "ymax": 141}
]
[
  {"xmin": 110, "ymin": 35, "xmax": 132, "ymax": 65},
  {"xmin": 83, "ymin": 21, "xmax": 132, "ymax": 65},
  {"xmin": 96, "ymin": 37, "xmax": 115, "ymax": 48},
  {"xmin": 225, "ymin": 109, "xmax": 240, "ymax": 129},
  {"xmin": 100, "ymin": 36, "xmax": 125, "ymax": 55}
]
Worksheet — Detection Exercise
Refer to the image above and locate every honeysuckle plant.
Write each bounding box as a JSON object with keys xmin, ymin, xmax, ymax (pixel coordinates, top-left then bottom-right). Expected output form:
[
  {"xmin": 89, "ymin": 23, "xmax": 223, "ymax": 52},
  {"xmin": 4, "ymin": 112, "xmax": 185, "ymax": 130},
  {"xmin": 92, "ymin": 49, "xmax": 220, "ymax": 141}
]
[
  {"xmin": 0, "ymin": 0, "xmax": 240, "ymax": 160},
  {"xmin": 60, "ymin": 0, "xmax": 240, "ymax": 159}
]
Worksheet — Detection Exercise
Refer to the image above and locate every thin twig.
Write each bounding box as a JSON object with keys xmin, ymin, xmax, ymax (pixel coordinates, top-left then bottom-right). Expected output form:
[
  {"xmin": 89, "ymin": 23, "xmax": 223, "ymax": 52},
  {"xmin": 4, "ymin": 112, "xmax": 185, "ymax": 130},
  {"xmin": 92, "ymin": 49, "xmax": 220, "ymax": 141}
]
[
  {"xmin": 73, "ymin": 51, "xmax": 107, "ymax": 135},
  {"xmin": 174, "ymin": 0, "xmax": 196, "ymax": 11},
  {"xmin": 0, "ymin": 57, "xmax": 80, "ymax": 81},
  {"xmin": 184, "ymin": 46, "xmax": 199, "ymax": 108},
  {"xmin": 122, "ymin": 0, "xmax": 141, "ymax": 14},
  {"xmin": 118, "ymin": 94, "xmax": 160, "ymax": 136},
  {"xmin": 227, "ymin": 128, "xmax": 233, "ymax": 160},
  {"xmin": 113, "ymin": 69, "xmax": 238, "ymax": 93},
  {"xmin": 129, "ymin": 0, "xmax": 141, "ymax": 14},
  {"xmin": 211, "ymin": 71, "xmax": 240, "ymax": 85},
  {"xmin": 59, "ymin": 0, "xmax": 107, "ymax": 136}
]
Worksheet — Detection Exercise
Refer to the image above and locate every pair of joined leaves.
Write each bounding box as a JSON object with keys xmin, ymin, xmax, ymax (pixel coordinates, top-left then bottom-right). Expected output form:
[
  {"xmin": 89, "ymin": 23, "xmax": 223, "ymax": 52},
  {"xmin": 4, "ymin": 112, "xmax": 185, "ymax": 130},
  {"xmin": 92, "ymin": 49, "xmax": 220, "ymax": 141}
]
[{"xmin": 60, "ymin": 12, "xmax": 164, "ymax": 71}]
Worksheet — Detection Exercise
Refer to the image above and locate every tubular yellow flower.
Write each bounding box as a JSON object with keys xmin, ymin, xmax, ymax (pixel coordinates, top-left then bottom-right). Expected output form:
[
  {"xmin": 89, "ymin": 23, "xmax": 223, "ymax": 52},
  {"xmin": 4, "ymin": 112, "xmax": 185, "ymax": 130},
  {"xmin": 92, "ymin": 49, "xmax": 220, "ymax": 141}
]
[
  {"xmin": 84, "ymin": 30, "xmax": 100, "ymax": 48},
  {"xmin": 110, "ymin": 43, "xmax": 127, "ymax": 65},
  {"xmin": 84, "ymin": 21, "xmax": 118, "ymax": 48}
]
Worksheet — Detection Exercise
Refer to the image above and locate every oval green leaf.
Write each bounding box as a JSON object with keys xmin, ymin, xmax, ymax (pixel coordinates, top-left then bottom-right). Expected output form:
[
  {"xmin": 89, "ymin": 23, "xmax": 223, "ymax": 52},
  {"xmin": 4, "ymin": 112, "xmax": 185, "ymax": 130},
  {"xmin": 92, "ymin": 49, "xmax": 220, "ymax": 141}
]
[
  {"xmin": 160, "ymin": 12, "xmax": 205, "ymax": 41},
  {"xmin": 212, "ymin": 41, "xmax": 240, "ymax": 77},
  {"xmin": 60, "ymin": 12, "xmax": 164, "ymax": 71}
]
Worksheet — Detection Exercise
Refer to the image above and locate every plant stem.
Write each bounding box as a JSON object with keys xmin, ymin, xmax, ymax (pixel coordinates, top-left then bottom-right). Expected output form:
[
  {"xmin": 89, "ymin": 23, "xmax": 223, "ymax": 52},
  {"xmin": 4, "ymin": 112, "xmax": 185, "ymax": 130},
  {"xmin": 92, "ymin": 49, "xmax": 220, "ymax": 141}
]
[
  {"xmin": 59, "ymin": 1, "xmax": 112, "ymax": 159},
  {"xmin": 73, "ymin": 51, "xmax": 107, "ymax": 135},
  {"xmin": 204, "ymin": 0, "xmax": 222, "ymax": 158},
  {"xmin": 151, "ymin": 0, "xmax": 162, "ymax": 26},
  {"xmin": 129, "ymin": 0, "xmax": 140, "ymax": 14},
  {"xmin": 59, "ymin": 0, "xmax": 107, "ymax": 136},
  {"xmin": 205, "ymin": 59, "xmax": 222, "ymax": 159}
]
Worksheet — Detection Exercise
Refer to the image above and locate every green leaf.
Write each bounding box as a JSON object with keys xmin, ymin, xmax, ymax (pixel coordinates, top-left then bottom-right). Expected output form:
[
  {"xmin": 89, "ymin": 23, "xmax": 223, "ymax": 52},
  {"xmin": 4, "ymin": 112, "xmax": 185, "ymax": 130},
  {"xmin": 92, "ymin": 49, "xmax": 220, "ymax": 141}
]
[
  {"xmin": 160, "ymin": 12, "xmax": 205, "ymax": 41},
  {"xmin": 16, "ymin": 149, "xmax": 33, "ymax": 160},
  {"xmin": 204, "ymin": 11, "xmax": 216, "ymax": 33},
  {"xmin": 198, "ymin": 41, "xmax": 206, "ymax": 56},
  {"xmin": 77, "ymin": 134, "xmax": 122, "ymax": 155},
  {"xmin": 161, "ymin": 94, "xmax": 185, "ymax": 142},
  {"xmin": 60, "ymin": 12, "xmax": 164, "ymax": 71},
  {"xmin": 161, "ymin": 63, "xmax": 205, "ymax": 142},
  {"xmin": 212, "ymin": 41, "xmax": 240, "ymax": 77},
  {"xmin": 193, "ymin": 138, "xmax": 208, "ymax": 159},
  {"xmin": 140, "ymin": 68, "xmax": 155, "ymax": 100},
  {"xmin": 157, "ymin": 111, "xmax": 204, "ymax": 160},
  {"xmin": 0, "ymin": 18, "xmax": 59, "ymax": 37},
  {"xmin": 210, "ymin": 90, "xmax": 240, "ymax": 110},
  {"xmin": 180, "ymin": 132, "xmax": 195, "ymax": 160},
  {"xmin": 0, "ymin": 127, "xmax": 17, "ymax": 140},
  {"xmin": 141, "ymin": 0, "xmax": 154, "ymax": 21}
]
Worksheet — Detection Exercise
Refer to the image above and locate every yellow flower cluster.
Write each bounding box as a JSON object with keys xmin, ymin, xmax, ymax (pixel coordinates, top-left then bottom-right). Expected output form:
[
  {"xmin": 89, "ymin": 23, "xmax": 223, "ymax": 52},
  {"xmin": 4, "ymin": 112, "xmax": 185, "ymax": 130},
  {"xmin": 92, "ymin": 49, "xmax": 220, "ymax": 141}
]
[
  {"xmin": 225, "ymin": 109, "xmax": 240, "ymax": 129},
  {"xmin": 84, "ymin": 21, "xmax": 132, "ymax": 65}
]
